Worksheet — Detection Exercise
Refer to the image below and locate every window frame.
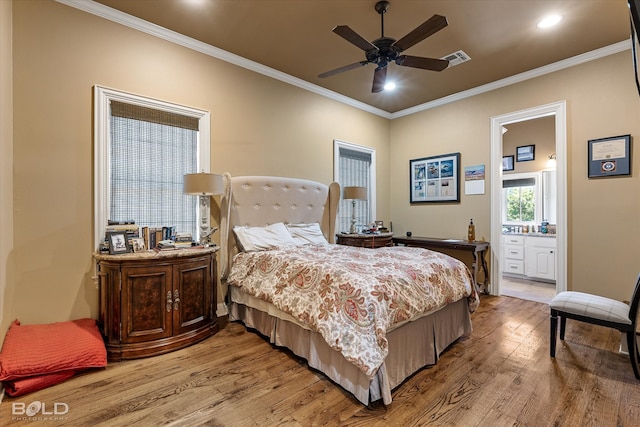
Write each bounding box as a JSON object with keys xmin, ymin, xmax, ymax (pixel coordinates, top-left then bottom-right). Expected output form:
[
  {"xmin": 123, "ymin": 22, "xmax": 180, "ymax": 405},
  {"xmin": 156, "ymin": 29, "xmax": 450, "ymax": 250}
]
[
  {"xmin": 93, "ymin": 85, "xmax": 210, "ymax": 250},
  {"xmin": 502, "ymin": 171, "xmax": 542, "ymax": 225},
  {"xmin": 333, "ymin": 139, "xmax": 376, "ymax": 231}
]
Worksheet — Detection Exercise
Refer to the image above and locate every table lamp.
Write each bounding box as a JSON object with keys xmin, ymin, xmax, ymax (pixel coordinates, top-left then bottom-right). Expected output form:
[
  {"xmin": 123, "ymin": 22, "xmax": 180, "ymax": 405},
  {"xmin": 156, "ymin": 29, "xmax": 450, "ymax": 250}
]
[
  {"xmin": 183, "ymin": 172, "xmax": 225, "ymax": 246},
  {"xmin": 343, "ymin": 186, "xmax": 368, "ymax": 234}
]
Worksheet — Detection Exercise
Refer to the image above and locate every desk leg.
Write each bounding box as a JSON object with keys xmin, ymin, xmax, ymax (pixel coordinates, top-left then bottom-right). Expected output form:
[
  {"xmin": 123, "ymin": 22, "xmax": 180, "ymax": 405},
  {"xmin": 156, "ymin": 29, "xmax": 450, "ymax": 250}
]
[{"xmin": 472, "ymin": 250, "xmax": 490, "ymax": 294}]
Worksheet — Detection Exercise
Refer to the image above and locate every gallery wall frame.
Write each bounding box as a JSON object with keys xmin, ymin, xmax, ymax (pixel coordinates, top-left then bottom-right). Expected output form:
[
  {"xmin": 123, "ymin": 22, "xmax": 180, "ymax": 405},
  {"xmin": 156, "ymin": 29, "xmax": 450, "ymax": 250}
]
[
  {"xmin": 410, "ymin": 152, "xmax": 460, "ymax": 203},
  {"xmin": 502, "ymin": 155, "xmax": 514, "ymax": 171},
  {"xmin": 516, "ymin": 145, "xmax": 535, "ymax": 162},
  {"xmin": 587, "ymin": 134, "xmax": 631, "ymax": 178}
]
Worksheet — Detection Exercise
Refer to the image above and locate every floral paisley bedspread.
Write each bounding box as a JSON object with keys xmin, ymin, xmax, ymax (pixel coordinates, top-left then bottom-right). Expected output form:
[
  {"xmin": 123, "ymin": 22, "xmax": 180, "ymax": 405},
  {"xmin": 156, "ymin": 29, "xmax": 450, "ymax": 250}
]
[{"xmin": 227, "ymin": 244, "xmax": 479, "ymax": 376}]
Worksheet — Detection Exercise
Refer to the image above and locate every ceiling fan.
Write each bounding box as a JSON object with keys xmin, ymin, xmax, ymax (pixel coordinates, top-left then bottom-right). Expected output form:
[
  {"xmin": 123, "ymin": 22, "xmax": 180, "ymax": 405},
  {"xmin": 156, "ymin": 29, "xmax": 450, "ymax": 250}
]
[{"xmin": 318, "ymin": 1, "xmax": 450, "ymax": 93}]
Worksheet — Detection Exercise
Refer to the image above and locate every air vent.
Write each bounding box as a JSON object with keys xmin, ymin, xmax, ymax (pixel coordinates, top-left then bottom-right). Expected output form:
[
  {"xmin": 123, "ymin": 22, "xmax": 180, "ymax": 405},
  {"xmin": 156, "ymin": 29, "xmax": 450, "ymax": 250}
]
[{"xmin": 441, "ymin": 50, "xmax": 471, "ymax": 67}]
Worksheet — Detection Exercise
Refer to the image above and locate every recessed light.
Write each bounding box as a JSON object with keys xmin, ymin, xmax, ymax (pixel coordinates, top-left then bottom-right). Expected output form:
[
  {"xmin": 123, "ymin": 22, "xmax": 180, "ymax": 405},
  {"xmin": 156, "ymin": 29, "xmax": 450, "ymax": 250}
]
[
  {"xmin": 537, "ymin": 15, "xmax": 563, "ymax": 29},
  {"xmin": 384, "ymin": 82, "xmax": 396, "ymax": 91}
]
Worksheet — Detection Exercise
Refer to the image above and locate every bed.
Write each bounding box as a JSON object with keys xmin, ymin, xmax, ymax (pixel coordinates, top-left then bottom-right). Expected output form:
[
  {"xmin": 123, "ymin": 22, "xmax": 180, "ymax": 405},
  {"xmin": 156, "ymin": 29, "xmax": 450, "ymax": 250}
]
[{"xmin": 219, "ymin": 175, "xmax": 479, "ymax": 405}]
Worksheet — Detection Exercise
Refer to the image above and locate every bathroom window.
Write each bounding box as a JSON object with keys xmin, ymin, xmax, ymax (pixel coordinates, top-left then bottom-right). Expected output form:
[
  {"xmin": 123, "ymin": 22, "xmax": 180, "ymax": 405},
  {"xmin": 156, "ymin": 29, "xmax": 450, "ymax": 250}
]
[{"xmin": 502, "ymin": 172, "xmax": 542, "ymax": 225}]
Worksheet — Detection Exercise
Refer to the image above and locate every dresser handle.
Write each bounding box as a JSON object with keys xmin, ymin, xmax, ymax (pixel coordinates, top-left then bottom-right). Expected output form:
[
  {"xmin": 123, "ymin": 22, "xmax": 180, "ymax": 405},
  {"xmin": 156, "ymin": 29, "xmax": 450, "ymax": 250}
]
[
  {"xmin": 166, "ymin": 291, "xmax": 173, "ymax": 312},
  {"xmin": 173, "ymin": 289, "xmax": 180, "ymax": 311}
]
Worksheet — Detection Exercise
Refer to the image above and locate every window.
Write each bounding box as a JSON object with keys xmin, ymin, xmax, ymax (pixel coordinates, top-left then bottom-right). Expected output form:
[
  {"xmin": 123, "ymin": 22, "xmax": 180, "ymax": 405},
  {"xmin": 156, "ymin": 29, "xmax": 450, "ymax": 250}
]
[
  {"xmin": 502, "ymin": 172, "xmax": 541, "ymax": 225},
  {"xmin": 333, "ymin": 140, "xmax": 376, "ymax": 233},
  {"xmin": 94, "ymin": 86, "xmax": 210, "ymax": 249}
]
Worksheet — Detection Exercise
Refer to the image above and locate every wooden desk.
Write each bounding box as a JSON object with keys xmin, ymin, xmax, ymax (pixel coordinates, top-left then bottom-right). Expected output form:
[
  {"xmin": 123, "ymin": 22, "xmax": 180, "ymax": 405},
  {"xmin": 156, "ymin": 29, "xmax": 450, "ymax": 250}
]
[{"xmin": 393, "ymin": 236, "xmax": 490, "ymax": 294}]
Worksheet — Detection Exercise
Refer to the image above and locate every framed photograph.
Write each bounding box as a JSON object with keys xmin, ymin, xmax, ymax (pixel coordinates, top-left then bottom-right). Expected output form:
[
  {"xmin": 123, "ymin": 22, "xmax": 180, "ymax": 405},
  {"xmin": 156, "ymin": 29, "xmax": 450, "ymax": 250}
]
[
  {"xmin": 130, "ymin": 237, "xmax": 146, "ymax": 253},
  {"xmin": 410, "ymin": 152, "xmax": 460, "ymax": 203},
  {"xmin": 502, "ymin": 155, "xmax": 514, "ymax": 171},
  {"xmin": 106, "ymin": 232, "xmax": 131, "ymax": 255},
  {"xmin": 516, "ymin": 145, "xmax": 535, "ymax": 162},
  {"xmin": 588, "ymin": 134, "xmax": 631, "ymax": 178}
]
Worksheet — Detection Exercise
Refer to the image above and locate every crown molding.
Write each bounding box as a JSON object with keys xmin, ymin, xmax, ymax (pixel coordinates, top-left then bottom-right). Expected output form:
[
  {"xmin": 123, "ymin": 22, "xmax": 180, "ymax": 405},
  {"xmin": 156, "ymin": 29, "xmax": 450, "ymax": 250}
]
[{"xmin": 57, "ymin": 1, "xmax": 629, "ymax": 120}]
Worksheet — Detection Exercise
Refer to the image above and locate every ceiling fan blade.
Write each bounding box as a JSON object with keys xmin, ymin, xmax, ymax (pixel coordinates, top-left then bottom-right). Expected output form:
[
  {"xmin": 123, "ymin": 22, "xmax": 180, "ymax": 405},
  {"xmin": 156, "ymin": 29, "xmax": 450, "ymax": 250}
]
[
  {"xmin": 393, "ymin": 14, "xmax": 448, "ymax": 52},
  {"xmin": 396, "ymin": 55, "xmax": 449, "ymax": 71},
  {"xmin": 318, "ymin": 61, "xmax": 369, "ymax": 78},
  {"xmin": 372, "ymin": 67, "xmax": 387, "ymax": 93},
  {"xmin": 333, "ymin": 25, "xmax": 378, "ymax": 51}
]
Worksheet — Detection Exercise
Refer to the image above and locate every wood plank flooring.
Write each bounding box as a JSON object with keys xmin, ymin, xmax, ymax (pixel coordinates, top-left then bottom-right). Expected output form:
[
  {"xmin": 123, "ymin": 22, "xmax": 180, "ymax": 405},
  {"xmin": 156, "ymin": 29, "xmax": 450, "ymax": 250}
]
[{"xmin": 1, "ymin": 295, "xmax": 639, "ymax": 426}]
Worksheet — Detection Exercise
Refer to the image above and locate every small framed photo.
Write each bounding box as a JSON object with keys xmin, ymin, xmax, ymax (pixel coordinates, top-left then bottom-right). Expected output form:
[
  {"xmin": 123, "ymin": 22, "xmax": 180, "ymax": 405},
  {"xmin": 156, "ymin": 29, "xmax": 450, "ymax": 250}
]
[
  {"xmin": 516, "ymin": 145, "xmax": 535, "ymax": 162},
  {"xmin": 588, "ymin": 134, "xmax": 631, "ymax": 178},
  {"xmin": 502, "ymin": 155, "xmax": 514, "ymax": 171},
  {"xmin": 130, "ymin": 238, "xmax": 146, "ymax": 252},
  {"xmin": 106, "ymin": 232, "xmax": 131, "ymax": 255}
]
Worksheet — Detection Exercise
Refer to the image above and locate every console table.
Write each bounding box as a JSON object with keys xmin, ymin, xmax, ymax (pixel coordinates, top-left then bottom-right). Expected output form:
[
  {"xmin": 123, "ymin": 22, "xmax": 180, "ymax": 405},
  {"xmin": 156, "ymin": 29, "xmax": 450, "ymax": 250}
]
[{"xmin": 393, "ymin": 236, "xmax": 490, "ymax": 294}]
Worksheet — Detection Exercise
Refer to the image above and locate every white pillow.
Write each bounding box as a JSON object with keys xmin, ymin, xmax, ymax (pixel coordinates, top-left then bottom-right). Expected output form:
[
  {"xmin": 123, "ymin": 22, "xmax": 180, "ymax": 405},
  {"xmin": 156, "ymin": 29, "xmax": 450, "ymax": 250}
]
[
  {"xmin": 286, "ymin": 223, "xmax": 328, "ymax": 245},
  {"xmin": 233, "ymin": 222, "xmax": 296, "ymax": 252}
]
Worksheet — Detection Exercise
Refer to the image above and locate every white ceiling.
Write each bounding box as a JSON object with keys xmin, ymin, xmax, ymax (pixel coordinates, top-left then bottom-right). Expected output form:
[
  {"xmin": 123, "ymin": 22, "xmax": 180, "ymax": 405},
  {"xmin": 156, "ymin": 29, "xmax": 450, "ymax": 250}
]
[{"xmin": 87, "ymin": 0, "xmax": 633, "ymax": 114}]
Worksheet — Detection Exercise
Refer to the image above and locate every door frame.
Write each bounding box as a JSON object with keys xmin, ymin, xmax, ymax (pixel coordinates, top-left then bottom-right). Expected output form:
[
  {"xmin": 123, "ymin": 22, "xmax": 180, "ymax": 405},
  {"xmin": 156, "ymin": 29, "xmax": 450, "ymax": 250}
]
[{"xmin": 490, "ymin": 101, "xmax": 567, "ymax": 295}]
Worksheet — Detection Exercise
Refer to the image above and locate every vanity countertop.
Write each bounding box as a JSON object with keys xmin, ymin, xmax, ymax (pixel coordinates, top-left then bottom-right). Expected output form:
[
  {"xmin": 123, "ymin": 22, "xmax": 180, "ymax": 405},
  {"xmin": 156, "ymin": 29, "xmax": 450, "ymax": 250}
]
[{"xmin": 502, "ymin": 232, "xmax": 556, "ymax": 238}]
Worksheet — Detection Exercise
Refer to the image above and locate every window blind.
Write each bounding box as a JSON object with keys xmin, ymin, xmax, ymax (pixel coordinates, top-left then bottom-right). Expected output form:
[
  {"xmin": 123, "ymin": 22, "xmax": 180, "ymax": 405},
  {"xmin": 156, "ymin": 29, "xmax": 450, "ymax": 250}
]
[
  {"xmin": 109, "ymin": 101, "xmax": 199, "ymax": 237},
  {"xmin": 338, "ymin": 147, "xmax": 371, "ymax": 233}
]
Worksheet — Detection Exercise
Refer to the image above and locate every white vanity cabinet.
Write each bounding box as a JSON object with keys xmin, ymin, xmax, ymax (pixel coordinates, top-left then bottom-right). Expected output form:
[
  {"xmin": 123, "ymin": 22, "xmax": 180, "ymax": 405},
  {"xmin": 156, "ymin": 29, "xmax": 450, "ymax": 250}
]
[
  {"xmin": 503, "ymin": 235, "xmax": 525, "ymax": 275},
  {"xmin": 525, "ymin": 236, "xmax": 556, "ymax": 281}
]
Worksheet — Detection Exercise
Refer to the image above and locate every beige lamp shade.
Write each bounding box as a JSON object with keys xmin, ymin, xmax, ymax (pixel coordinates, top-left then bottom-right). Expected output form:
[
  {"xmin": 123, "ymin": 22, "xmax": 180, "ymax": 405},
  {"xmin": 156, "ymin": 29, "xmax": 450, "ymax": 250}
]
[
  {"xmin": 183, "ymin": 173, "xmax": 224, "ymax": 195},
  {"xmin": 343, "ymin": 186, "xmax": 368, "ymax": 200}
]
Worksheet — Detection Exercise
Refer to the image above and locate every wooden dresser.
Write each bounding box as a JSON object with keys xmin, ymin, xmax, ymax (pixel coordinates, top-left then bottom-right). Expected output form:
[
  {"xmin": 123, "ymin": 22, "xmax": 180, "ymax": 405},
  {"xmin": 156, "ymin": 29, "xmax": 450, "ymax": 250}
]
[
  {"xmin": 94, "ymin": 247, "xmax": 219, "ymax": 361},
  {"xmin": 336, "ymin": 232, "xmax": 394, "ymax": 249}
]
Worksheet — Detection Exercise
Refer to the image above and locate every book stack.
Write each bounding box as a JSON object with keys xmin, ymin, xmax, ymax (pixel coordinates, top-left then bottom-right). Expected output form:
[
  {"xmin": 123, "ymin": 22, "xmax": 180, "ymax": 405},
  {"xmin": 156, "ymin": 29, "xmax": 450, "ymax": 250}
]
[
  {"xmin": 142, "ymin": 226, "xmax": 177, "ymax": 250},
  {"xmin": 156, "ymin": 239, "xmax": 176, "ymax": 251},
  {"xmin": 174, "ymin": 232, "xmax": 193, "ymax": 249}
]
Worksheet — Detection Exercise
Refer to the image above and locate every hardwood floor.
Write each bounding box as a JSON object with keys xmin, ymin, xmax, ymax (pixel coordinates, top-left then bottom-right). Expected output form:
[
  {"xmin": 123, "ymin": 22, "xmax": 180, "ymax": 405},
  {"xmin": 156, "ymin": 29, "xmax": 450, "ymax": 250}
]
[{"xmin": 2, "ymin": 295, "xmax": 639, "ymax": 426}]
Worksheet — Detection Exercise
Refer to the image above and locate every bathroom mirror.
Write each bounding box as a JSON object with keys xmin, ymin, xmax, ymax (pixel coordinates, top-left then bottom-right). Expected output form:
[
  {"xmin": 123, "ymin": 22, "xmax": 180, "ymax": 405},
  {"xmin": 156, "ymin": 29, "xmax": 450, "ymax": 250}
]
[{"xmin": 542, "ymin": 170, "xmax": 557, "ymax": 224}]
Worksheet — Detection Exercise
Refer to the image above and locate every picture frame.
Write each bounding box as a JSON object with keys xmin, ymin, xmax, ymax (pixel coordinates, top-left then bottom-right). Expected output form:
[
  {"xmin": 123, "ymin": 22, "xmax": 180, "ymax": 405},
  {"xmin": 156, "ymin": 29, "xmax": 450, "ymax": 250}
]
[
  {"xmin": 106, "ymin": 232, "xmax": 131, "ymax": 255},
  {"xmin": 516, "ymin": 145, "xmax": 535, "ymax": 162},
  {"xmin": 410, "ymin": 152, "xmax": 460, "ymax": 203},
  {"xmin": 502, "ymin": 155, "xmax": 514, "ymax": 171},
  {"xmin": 588, "ymin": 134, "xmax": 632, "ymax": 178},
  {"xmin": 130, "ymin": 237, "xmax": 146, "ymax": 253}
]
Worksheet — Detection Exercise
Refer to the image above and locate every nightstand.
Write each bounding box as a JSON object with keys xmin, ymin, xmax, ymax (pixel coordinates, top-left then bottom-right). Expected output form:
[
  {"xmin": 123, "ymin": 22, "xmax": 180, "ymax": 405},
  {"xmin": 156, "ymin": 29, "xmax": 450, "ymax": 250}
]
[{"xmin": 336, "ymin": 232, "xmax": 394, "ymax": 249}]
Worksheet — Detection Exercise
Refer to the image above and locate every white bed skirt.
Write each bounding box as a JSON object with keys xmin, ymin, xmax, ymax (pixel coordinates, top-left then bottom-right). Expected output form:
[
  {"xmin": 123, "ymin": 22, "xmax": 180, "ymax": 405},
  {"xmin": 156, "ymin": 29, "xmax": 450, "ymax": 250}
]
[{"xmin": 228, "ymin": 291, "xmax": 472, "ymax": 405}]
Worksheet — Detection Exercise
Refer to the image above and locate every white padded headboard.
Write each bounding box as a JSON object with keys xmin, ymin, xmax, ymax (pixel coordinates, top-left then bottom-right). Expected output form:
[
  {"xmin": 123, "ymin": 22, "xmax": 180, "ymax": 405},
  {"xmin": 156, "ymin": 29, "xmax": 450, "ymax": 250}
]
[{"xmin": 219, "ymin": 175, "xmax": 340, "ymax": 279}]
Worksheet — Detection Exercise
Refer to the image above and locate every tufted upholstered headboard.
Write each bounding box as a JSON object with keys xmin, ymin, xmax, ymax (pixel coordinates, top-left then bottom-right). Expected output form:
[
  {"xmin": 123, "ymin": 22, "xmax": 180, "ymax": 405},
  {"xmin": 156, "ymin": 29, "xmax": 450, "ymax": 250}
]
[{"xmin": 219, "ymin": 175, "xmax": 340, "ymax": 279}]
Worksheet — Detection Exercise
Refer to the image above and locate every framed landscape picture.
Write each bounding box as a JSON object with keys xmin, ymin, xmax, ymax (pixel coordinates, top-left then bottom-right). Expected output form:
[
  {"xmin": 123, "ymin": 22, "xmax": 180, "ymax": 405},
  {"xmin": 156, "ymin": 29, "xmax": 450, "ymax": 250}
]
[{"xmin": 410, "ymin": 152, "xmax": 460, "ymax": 203}]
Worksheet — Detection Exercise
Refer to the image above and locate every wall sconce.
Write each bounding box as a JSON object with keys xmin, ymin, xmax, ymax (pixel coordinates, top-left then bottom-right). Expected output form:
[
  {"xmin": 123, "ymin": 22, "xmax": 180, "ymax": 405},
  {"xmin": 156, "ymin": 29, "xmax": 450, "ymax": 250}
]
[
  {"xmin": 547, "ymin": 153, "xmax": 557, "ymax": 169},
  {"xmin": 183, "ymin": 172, "xmax": 224, "ymax": 246},
  {"xmin": 343, "ymin": 186, "xmax": 368, "ymax": 234}
]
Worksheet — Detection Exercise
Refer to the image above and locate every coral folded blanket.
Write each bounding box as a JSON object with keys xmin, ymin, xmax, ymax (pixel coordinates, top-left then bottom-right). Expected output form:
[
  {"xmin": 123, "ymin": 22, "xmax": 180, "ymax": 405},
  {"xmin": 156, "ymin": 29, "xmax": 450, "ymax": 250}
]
[{"xmin": 0, "ymin": 318, "xmax": 107, "ymax": 396}]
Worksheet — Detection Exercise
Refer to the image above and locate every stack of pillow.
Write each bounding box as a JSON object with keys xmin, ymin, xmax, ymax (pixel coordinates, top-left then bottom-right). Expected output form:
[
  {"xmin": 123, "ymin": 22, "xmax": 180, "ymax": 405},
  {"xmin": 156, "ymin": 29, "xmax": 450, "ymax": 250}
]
[
  {"xmin": 233, "ymin": 222, "xmax": 328, "ymax": 252},
  {"xmin": 0, "ymin": 318, "xmax": 107, "ymax": 396}
]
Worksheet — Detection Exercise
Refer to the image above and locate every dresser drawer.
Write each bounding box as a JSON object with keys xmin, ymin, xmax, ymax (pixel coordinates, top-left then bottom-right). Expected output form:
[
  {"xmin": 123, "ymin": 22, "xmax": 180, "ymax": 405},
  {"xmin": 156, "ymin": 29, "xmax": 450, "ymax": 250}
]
[
  {"xmin": 504, "ymin": 245, "xmax": 524, "ymax": 260},
  {"xmin": 503, "ymin": 259, "xmax": 525, "ymax": 275},
  {"xmin": 503, "ymin": 235, "xmax": 525, "ymax": 246}
]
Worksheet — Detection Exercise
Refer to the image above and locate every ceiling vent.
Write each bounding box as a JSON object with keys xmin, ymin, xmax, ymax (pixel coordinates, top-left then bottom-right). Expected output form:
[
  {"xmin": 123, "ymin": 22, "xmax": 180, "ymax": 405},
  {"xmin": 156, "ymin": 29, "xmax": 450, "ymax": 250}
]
[{"xmin": 441, "ymin": 50, "xmax": 471, "ymax": 67}]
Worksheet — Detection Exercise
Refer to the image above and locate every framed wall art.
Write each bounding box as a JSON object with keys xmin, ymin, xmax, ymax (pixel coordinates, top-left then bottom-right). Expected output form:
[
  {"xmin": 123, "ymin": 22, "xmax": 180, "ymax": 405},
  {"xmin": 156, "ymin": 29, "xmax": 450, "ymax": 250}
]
[
  {"xmin": 410, "ymin": 152, "xmax": 460, "ymax": 203},
  {"xmin": 588, "ymin": 134, "xmax": 631, "ymax": 178},
  {"xmin": 516, "ymin": 145, "xmax": 535, "ymax": 162},
  {"xmin": 502, "ymin": 155, "xmax": 514, "ymax": 171}
]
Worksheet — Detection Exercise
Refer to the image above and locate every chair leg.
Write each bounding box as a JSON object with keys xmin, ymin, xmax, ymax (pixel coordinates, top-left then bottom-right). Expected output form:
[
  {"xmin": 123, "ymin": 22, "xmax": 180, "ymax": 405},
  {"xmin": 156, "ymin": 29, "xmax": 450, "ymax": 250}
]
[
  {"xmin": 550, "ymin": 309, "xmax": 558, "ymax": 357},
  {"xmin": 559, "ymin": 316, "xmax": 567, "ymax": 340},
  {"xmin": 626, "ymin": 331, "xmax": 640, "ymax": 380}
]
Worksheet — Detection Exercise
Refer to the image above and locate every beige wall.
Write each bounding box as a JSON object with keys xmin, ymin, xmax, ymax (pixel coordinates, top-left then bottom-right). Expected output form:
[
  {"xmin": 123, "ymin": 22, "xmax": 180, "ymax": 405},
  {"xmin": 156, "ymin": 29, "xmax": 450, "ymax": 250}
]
[
  {"xmin": 390, "ymin": 51, "xmax": 640, "ymax": 301},
  {"xmin": 503, "ymin": 116, "xmax": 555, "ymax": 175},
  {"xmin": 5, "ymin": 0, "xmax": 389, "ymax": 333},
  {"xmin": 1, "ymin": 0, "xmax": 14, "ymax": 332},
  {"xmin": 4, "ymin": 0, "xmax": 640, "ymax": 339}
]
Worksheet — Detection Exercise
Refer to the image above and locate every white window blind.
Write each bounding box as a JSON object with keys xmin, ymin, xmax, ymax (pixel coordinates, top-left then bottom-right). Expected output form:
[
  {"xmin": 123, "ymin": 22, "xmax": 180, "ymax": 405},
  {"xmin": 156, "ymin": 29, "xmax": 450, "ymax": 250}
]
[
  {"xmin": 109, "ymin": 101, "xmax": 198, "ymax": 237},
  {"xmin": 333, "ymin": 140, "xmax": 376, "ymax": 233}
]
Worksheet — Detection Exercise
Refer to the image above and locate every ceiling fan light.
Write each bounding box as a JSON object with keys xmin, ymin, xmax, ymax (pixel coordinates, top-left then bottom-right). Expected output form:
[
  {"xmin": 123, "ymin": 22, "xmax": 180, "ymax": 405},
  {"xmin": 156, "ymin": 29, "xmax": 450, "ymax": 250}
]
[
  {"xmin": 537, "ymin": 15, "xmax": 563, "ymax": 29},
  {"xmin": 384, "ymin": 82, "xmax": 396, "ymax": 91}
]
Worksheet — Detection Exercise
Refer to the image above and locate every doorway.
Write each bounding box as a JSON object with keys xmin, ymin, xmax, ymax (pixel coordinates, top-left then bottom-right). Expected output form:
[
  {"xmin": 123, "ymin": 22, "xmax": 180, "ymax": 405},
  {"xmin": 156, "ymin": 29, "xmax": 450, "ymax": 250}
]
[{"xmin": 490, "ymin": 101, "xmax": 567, "ymax": 297}]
